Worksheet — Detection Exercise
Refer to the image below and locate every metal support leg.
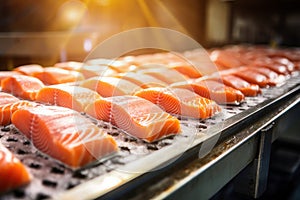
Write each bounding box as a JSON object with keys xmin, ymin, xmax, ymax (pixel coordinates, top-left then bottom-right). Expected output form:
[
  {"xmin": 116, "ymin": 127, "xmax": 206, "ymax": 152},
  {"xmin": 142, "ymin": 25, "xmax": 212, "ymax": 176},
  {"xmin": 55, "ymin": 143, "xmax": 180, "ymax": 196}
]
[{"xmin": 234, "ymin": 123, "xmax": 274, "ymax": 198}]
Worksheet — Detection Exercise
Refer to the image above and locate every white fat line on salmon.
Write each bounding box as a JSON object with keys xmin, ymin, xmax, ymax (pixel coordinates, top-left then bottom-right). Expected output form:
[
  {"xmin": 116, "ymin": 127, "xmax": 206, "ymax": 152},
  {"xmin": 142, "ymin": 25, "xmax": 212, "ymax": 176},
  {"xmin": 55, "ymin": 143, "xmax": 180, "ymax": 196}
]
[
  {"xmin": 53, "ymin": 89, "xmax": 58, "ymax": 105},
  {"xmin": 29, "ymin": 114, "xmax": 37, "ymax": 140}
]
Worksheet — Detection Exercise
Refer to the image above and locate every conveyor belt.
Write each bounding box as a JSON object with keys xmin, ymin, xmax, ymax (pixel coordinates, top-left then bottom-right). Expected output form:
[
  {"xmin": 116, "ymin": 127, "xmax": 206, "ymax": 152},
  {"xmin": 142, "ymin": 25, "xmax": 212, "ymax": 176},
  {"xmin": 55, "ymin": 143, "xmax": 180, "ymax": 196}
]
[{"xmin": 0, "ymin": 72, "xmax": 299, "ymax": 200}]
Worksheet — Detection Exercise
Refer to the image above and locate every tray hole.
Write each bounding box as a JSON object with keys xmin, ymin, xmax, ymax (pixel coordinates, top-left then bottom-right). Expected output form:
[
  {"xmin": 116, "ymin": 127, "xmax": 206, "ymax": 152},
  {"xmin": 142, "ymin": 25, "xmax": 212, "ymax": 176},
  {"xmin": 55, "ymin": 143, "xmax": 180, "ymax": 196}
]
[
  {"xmin": 29, "ymin": 162, "xmax": 42, "ymax": 169},
  {"xmin": 23, "ymin": 140, "xmax": 31, "ymax": 146},
  {"xmin": 124, "ymin": 137, "xmax": 137, "ymax": 142},
  {"xmin": 42, "ymin": 179, "xmax": 57, "ymax": 188},
  {"xmin": 36, "ymin": 193, "xmax": 51, "ymax": 200},
  {"xmin": 72, "ymin": 170, "xmax": 88, "ymax": 179},
  {"xmin": 50, "ymin": 166, "xmax": 65, "ymax": 174},
  {"xmin": 1, "ymin": 126, "xmax": 10, "ymax": 132},
  {"xmin": 6, "ymin": 137, "xmax": 18, "ymax": 142},
  {"xmin": 147, "ymin": 144, "xmax": 159, "ymax": 151},
  {"xmin": 67, "ymin": 182, "xmax": 77, "ymax": 189},
  {"xmin": 13, "ymin": 189, "xmax": 25, "ymax": 198},
  {"xmin": 226, "ymin": 107, "xmax": 234, "ymax": 110},
  {"xmin": 109, "ymin": 131, "xmax": 119, "ymax": 137},
  {"xmin": 160, "ymin": 139, "xmax": 173, "ymax": 146},
  {"xmin": 17, "ymin": 149, "xmax": 28, "ymax": 155},
  {"xmin": 36, "ymin": 153, "xmax": 49, "ymax": 160},
  {"xmin": 120, "ymin": 146, "xmax": 130, "ymax": 152},
  {"xmin": 196, "ymin": 124, "xmax": 207, "ymax": 129}
]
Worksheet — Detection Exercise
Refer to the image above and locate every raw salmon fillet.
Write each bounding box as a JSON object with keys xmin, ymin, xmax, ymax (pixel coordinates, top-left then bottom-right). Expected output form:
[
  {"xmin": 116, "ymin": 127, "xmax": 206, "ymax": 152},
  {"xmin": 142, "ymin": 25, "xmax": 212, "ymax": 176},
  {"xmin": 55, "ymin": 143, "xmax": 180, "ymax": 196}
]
[
  {"xmin": 0, "ymin": 71, "xmax": 21, "ymax": 84},
  {"xmin": 0, "ymin": 143, "xmax": 31, "ymax": 194},
  {"xmin": 13, "ymin": 64, "xmax": 44, "ymax": 76},
  {"xmin": 209, "ymin": 49, "xmax": 243, "ymax": 69},
  {"xmin": 80, "ymin": 77, "xmax": 141, "ymax": 97},
  {"xmin": 34, "ymin": 67, "xmax": 84, "ymax": 85},
  {"xmin": 134, "ymin": 87, "xmax": 221, "ymax": 119},
  {"xmin": 85, "ymin": 96, "xmax": 181, "ymax": 142},
  {"xmin": 233, "ymin": 69, "xmax": 269, "ymax": 87},
  {"xmin": 0, "ymin": 100, "xmax": 38, "ymax": 126},
  {"xmin": 220, "ymin": 75, "xmax": 261, "ymax": 96},
  {"xmin": 11, "ymin": 106, "xmax": 118, "ymax": 168},
  {"xmin": 172, "ymin": 79, "xmax": 245, "ymax": 104},
  {"xmin": 0, "ymin": 92, "xmax": 19, "ymax": 105},
  {"xmin": 54, "ymin": 61, "xmax": 83, "ymax": 71},
  {"xmin": 248, "ymin": 66, "xmax": 286, "ymax": 86},
  {"xmin": 115, "ymin": 72, "xmax": 167, "ymax": 88},
  {"xmin": 79, "ymin": 65, "xmax": 118, "ymax": 79},
  {"xmin": 87, "ymin": 58, "xmax": 134, "ymax": 73},
  {"xmin": 137, "ymin": 67, "xmax": 188, "ymax": 84},
  {"xmin": 252, "ymin": 58, "xmax": 289, "ymax": 75},
  {"xmin": 36, "ymin": 85, "xmax": 101, "ymax": 112},
  {"xmin": 168, "ymin": 62, "xmax": 203, "ymax": 78},
  {"xmin": 1, "ymin": 75, "xmax": 45, "ymax": 100}
]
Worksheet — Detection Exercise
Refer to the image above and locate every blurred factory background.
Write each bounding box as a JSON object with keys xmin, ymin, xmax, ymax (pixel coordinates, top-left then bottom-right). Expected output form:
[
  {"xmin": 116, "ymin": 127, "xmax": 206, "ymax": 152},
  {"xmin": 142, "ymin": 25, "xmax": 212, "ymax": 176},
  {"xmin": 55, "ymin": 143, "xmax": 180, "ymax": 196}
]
[{"xmin": 0, "ymin": 0, "xmax": 299, "ymax": 68}]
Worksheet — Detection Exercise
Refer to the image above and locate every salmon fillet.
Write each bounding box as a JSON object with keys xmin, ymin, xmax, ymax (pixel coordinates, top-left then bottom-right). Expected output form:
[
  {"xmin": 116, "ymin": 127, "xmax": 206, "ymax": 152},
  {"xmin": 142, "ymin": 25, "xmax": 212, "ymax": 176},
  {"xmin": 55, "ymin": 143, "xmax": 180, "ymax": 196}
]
[
  {"xmin": 80, "ymin": 77, "xmax": 141, "ymax": 97},
  {"xmin": 172, "ymin": 79, "xmax": 245, "ymax": 104},
  {"xmin": 220, "ymin": 75, "xmax": 261, "ymax": 96},
  {"xmin": 34, "ymin": 67, "xmax": 84, "ymax": 85},
  {"xmin": 115, "ymin": 72, "xmax": 167, "ymax": 88},
  {"xmin": 232, "ymin": 69, "xmax": 269, "ymax": 87},
  {"xmin": 0, "ymin": 100, "xmax": 38, "ymax": 126},
  {"xmin": 248, "ymin": 66, "xmax": 286, "ymax": 85},
  {"xmin": 0, "ymin": 92, "xmax": 19, "ymax": 105},
  {"xmin": 137, "ymin": 67, "xmax": 188, "ymax": 84},
  {"xmin": 1, "ymin": 75, "xmax": 45, "ymax": 100},
  {"xmin": 11, "ymin": 106, "xmax": 118, "ymax": 168},
  {"xmin": 134, "ymin": 87, "xmax": 221, "ymax": 119},
  {"xmin": 0, "ymin": 143, "xmax": 31, "ymax": 194},
  {"xmin": 85, "ymin": 96, "xmax": 181, "ymax": 142},
  {"xmin": 36, "ymin": 85, "xmax": 101, "ymax": 112},
  {"xmin": 87, "ymin": 58, "xmax": 133, "ymax": 73},
  {"xmin": 54, "ymin": 61, "xmax": 83, "ymax": 71},
  {"xmin": 252, "ymin": 59, "xmax": 289, "ymax": 75},
  {"xmin": 0, "ymin": 71, "xmax": 21, "ymax": 84},
  {"xmin": 13, "ymin": 64, "xmax": 44, "ymax": 76},
  {"xmin": 168, "ymin": 62, "xmax": 203, "ymax": 78},
  {"xmin": 79, "ymin": 65, "xmax": 118, "ymax": 79}
]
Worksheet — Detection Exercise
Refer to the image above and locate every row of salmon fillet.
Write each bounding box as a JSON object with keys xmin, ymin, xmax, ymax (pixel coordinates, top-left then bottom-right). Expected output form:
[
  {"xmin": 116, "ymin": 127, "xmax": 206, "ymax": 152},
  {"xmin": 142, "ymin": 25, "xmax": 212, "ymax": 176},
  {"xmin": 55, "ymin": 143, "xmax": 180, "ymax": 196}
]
[{"xmin": 0, "ymin": 45, "xmax": 299, "ymax": 194}]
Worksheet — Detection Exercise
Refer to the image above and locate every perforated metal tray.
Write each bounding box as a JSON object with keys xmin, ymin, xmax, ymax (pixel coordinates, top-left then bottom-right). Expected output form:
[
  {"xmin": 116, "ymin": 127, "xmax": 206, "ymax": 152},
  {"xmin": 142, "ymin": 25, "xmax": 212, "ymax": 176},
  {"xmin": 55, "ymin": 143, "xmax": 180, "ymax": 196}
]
[{"xmin": 1, "ymin": 73, "xmax": 299, "ymax": 200}]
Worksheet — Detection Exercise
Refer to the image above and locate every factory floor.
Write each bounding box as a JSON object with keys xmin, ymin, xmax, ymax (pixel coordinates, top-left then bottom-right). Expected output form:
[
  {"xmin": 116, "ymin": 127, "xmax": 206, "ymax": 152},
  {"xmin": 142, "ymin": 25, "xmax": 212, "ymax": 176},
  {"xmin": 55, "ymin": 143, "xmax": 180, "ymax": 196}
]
[{"xmin": 211, "ymin": 103, "xmax": 300, "ymax": 200}]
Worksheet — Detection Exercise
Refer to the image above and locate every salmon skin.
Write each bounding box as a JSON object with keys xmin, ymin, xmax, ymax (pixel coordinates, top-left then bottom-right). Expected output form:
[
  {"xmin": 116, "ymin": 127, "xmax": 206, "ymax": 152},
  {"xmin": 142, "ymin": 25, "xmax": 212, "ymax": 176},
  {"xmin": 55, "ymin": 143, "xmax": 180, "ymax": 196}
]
[
  {"xmin": 85, "ymin": 95, "xmax": 181, "ymax": 142},
  {"xmin": 36, "ymin": 85, "xmax": 101, "ymax": 112},
  {"xmin": 134, "ymin": 87, "xmax": 221, "ymax": 119},
  {"xmin": 171, "ymin": 79, "xmax": 245, "ymax": 105},
  {"xmin": 80, "ymin": 77, "xmax": 141, "ymax": 97},
  {"xmin": 34, "ymin": 67, "xmax": 84, "ymax": 85},
  {"xmin": 219, "ymin": 75, "xmax": 261, "ymax": 96},
  {"xmin": 11, "ymin": 106, "xmax": 118, "ymax": 168},
  {"xmin": 0, "ymin": 100, "xmax": 39, "ymax": 126},
  {"xmin": 13, "ymin": 64, "xmax": 44, "ymax": 76},
  {"xmin": 0, "ymin": 143, "xmax": 31, "ymax": 194},
  {"xmin": 115, "ymin": 72, "xmax": 167, "ymax": 88},
  {"xmin": 1, "ymin": 75, "xmax": 45, "ymax": 100}
]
